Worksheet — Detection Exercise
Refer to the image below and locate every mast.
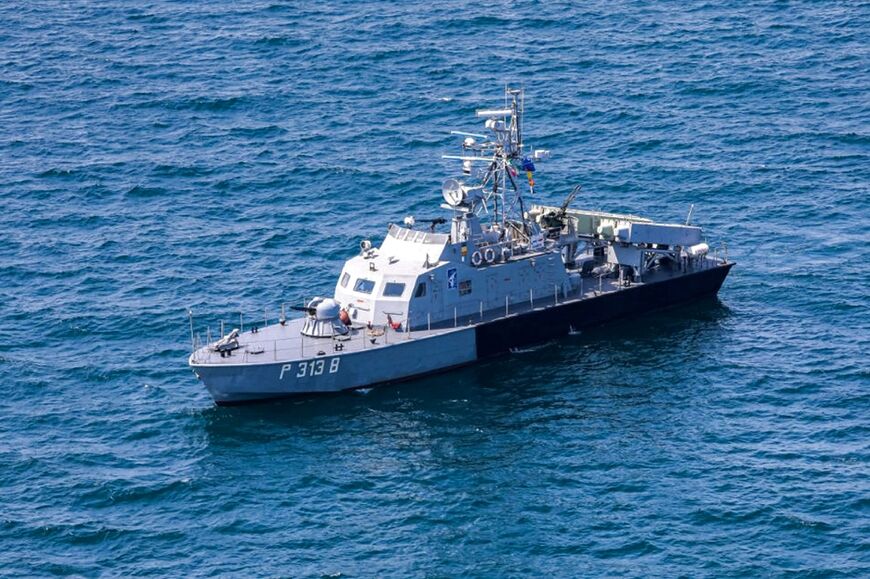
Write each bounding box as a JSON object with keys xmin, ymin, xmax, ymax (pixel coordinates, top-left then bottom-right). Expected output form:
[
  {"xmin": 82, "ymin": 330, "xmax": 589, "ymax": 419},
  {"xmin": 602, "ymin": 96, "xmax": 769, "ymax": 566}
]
[{"xmin": 441, "ymin": 87, "xmax": 549, "ymax": 248}]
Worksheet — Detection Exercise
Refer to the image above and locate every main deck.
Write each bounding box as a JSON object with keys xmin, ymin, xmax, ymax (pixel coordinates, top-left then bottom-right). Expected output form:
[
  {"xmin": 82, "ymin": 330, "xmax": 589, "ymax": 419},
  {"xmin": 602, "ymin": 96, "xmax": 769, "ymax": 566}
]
[{"xmin": 190, "ymin": 257, "xmax": 728, "ymax": 368}]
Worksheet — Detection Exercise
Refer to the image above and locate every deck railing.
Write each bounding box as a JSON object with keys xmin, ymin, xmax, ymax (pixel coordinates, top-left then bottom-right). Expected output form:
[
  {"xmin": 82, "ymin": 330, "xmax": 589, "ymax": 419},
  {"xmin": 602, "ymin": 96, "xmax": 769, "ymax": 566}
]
[{"xmin": 190, "ymin": 255, "xmax": 732, "ymax": 363}]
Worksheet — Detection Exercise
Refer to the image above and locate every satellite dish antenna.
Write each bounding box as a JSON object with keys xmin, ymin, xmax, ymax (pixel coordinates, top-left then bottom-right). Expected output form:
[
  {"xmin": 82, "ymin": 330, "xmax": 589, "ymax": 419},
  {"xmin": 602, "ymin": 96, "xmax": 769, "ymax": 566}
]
[{"xmin": 441, "ymin": 178, "xmax": 466, "ymax": 206}]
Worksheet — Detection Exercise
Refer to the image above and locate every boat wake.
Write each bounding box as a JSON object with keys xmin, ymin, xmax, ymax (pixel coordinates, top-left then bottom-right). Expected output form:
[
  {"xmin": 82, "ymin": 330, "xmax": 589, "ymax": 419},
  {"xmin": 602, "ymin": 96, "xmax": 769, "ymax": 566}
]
[{"xmin": 510, "ymin": 342, "xmax": 554, "ymax": 354}]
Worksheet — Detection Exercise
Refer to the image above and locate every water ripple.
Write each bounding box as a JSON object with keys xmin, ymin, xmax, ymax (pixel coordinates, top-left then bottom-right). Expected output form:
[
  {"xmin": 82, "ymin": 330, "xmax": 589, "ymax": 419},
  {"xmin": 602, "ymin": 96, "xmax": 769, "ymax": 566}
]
[{"xmin": 0, "ymin": 0, "xmax": 867, "ymax": 576}]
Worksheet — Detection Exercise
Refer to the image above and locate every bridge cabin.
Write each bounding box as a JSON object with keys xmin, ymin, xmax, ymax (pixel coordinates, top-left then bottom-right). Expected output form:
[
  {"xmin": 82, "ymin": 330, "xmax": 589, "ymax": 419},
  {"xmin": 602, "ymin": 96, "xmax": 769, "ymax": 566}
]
[{"xmin": 333, "ymin": 213, "xmax": 571, "ymax": 330}]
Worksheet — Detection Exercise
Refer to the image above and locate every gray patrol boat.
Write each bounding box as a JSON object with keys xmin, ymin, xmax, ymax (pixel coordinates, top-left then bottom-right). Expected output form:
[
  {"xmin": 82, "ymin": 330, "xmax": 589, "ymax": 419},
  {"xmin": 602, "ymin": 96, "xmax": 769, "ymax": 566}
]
[{"xmin": 189, "ymin": 88, "xmax": 733, "ymax": 404}]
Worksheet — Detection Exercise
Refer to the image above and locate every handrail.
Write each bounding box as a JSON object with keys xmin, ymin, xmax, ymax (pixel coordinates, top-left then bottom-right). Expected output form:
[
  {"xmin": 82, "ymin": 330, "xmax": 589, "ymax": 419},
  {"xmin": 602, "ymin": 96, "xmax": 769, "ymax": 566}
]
[{"xmin": 190, "ymin": 276, "xmax": 632, "ymax": 365}]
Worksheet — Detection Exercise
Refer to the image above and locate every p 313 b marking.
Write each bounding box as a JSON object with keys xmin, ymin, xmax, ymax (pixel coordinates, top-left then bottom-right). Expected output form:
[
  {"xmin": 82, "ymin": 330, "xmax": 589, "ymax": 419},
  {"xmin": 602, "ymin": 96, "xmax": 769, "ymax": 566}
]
[{"xmin": 279, "ymin": 358, "xmax": 340, "ymax": 380}]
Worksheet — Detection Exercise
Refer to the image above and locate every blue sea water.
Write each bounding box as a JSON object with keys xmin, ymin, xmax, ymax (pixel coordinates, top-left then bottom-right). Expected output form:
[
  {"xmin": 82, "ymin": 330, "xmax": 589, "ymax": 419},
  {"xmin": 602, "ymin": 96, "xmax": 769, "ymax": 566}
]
[{"xmin": 1, "ymin": 0, "xmax": 868, "ymax": 575}]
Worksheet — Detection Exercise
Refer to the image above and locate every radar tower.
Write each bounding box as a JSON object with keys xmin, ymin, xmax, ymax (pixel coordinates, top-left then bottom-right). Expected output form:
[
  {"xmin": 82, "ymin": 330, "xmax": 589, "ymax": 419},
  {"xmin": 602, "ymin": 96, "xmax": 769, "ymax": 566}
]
[{"xmin": 442, "ymin": 87, "xmax": 549, "ymax": 244}]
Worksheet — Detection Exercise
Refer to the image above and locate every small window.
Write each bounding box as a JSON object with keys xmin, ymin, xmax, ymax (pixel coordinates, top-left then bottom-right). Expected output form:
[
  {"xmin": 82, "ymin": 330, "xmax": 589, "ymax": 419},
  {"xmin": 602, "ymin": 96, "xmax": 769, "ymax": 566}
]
[
  {"xmin": 459, "ymin": 280, "xmax": 472, "ymax": 296},
  {"xmin": 353, "ymin": 278, "xmax": 375, "ymax": 294},
  {"xmin": 414, "ymin": 282, "xmax": 427, "ymax": 298},
  {"xmin": 340, "ymin": 272, "xmax": 350, "ymax": 288},
  {"xmin": 383, "ymin": 282, "xmax": 406, "ymax": 297}
]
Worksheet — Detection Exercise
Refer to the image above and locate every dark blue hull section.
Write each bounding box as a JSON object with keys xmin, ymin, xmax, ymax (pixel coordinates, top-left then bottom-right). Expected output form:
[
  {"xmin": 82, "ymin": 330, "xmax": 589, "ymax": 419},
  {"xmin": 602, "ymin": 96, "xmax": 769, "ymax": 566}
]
[{"xmin": 474, "ymin": 263, "xmax": 734, "ymax": 358}]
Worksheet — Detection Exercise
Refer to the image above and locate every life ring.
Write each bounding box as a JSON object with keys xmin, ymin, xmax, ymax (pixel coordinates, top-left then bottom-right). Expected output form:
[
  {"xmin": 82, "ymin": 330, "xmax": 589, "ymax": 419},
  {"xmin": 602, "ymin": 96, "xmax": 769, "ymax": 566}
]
[
  {"xmin": 501, "ymin": 246, "xmax": 512, "ymax": 262},
  {"xmin": 483, "ymin": 247, "xmax": 496, "ymax": 263},
  {"xmin": 471, "ymin": 251, "xmax": 483, "ymax": 267}
]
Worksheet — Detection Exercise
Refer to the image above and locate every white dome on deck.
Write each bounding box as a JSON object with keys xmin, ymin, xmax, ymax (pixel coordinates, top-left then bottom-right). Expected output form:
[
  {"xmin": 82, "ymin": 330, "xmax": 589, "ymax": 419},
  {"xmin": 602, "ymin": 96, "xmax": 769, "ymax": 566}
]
[
  {"xmin": 315, "ymin": 298, "xmax": 340, "ymax": 320},
  {"xmin": 302, "ymin": 297, "xmax": 348, "ymax": 338}
]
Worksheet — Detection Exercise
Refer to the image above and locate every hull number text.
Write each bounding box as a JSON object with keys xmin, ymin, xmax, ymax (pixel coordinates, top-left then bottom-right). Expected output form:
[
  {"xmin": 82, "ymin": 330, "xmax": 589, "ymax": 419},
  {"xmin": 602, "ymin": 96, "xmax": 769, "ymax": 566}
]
[{"xmin": 279, "ymin": 358, "xmax": 340, "ymax": 380}]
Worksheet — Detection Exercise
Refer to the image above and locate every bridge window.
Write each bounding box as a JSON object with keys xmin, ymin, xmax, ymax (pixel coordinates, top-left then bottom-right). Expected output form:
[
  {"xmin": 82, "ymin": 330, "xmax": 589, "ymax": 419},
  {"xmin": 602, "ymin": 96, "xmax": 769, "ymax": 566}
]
[
  {"xmin": 459, "ymin": 280, "xmax": 472, "ymax": 296},
  {"xmin": 414, "ymin": 282, "xmax": 427, "ymax": 298},
  {"xmin": 383, "ymin": 282, "xmax": 406, "ymax": 297},
  {"xmin": 353, "ymin": 278, "xmax": 375, "ymax": 294},
  {"xmin": 340, "ymin": 272, "xmax": 350, "ymax": 288}
]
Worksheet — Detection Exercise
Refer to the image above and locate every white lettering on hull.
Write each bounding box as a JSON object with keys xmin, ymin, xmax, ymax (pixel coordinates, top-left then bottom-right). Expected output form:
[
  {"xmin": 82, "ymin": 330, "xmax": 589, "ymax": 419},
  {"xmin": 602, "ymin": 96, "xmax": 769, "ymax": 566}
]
[{"xmin": 279, "ymin": 358, "xmax": 340, "ymax": 380}]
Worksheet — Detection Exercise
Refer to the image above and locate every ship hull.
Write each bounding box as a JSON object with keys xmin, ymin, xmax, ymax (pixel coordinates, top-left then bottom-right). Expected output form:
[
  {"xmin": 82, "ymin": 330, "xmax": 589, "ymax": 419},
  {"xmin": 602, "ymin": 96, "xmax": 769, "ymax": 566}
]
[
  {"xmin": 193, "ymin": 325, "xmax": 479, "ymax": 404},
  {"xmin": 194, "ymin": 263, "xmax": 733, "ymax": 405},
  {"xmin": 476, "ymin": 261, "xmax": 733, "ymax": 357}
]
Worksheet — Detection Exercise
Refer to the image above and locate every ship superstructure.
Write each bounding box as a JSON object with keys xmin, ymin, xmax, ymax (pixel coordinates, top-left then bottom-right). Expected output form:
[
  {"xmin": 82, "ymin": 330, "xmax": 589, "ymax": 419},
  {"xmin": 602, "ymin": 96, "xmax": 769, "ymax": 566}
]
[{"xmin": 189, "ymin": 88, "xmax": 733, "ymax": 404}]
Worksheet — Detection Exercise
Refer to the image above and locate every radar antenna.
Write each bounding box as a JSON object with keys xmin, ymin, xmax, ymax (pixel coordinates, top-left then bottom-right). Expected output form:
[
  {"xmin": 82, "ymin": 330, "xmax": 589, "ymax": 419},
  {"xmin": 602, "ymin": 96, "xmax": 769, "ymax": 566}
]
[{"xmin": 442, "ymin": 87, "xmax": 549, "ymax": 236}]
